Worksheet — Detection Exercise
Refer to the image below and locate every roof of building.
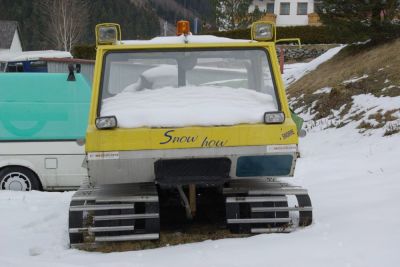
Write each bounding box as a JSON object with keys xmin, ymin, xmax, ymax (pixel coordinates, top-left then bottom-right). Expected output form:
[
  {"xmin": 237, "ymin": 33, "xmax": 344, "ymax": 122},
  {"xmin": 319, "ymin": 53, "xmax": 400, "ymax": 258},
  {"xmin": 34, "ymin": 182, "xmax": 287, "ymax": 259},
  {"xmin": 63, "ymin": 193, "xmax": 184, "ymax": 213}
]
[
  {"xmin": 0, "ymin": 50, "xmax": 72, "ymax": 62},
  {"xmin": 41, "ymin": 57, "xmax": 95, "ymax": 64},
  {"xmin": 0, "ymin": 20, "xmax": 19, "ymax": 49}
]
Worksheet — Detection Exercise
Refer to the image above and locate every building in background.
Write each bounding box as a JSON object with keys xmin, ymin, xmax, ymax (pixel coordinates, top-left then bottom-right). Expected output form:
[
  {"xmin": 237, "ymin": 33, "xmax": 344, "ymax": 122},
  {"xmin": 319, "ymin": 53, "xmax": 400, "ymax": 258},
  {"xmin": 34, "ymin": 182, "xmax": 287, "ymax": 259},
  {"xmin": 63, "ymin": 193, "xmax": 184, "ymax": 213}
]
[
  {"xmin": 43, "ymin": 58, "xmax": 95, "ymax": 85},
  {"xmin": 0, "ymin": 20, "xmax": 22, "ymax": 53},
  {"xmin": 249, "ymin": 0, "xmax": 322, "ymax": 26},
  {"xmin": 0, "ymin": 50, "xmax": 72, "ymax": 73}
]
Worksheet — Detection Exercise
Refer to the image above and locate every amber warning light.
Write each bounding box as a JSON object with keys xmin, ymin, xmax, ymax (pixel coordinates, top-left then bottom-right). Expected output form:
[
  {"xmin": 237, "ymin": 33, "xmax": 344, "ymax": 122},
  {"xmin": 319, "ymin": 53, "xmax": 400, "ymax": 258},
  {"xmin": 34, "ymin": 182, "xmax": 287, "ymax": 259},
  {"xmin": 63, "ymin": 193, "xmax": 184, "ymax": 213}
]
[{"xmin": 176, "ymin": 20, "xmax": 190, "ymax": 36}]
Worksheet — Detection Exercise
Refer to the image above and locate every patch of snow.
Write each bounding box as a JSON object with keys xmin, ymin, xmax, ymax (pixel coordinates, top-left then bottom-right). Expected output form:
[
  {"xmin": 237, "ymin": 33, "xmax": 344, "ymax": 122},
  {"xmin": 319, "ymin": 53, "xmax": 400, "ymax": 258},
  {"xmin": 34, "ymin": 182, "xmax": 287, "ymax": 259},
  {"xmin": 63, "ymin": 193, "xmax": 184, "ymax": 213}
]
[
  {"xmin": 384, "ymin": 79, "xmax": 390, "ymax": 84},
  {"xmin": 294, "ymin": 106, "xmax": 304, "ymax": 114},
  {"xmin": 351, "ymin": 94, "xmax": 399, "ymax": 111},
  {"xmin": 283, "ymin": 45, "xmax": 345, "ymax": 87},
  {"xmin": 0, "ymin": 50, "xmax": 72, "ymax": 62},
  {"xmin": 381, "ymin": 85, "xmax": 396, "ymax": 92},
  {"xmin": 332, "ymin": 104, "xmax": 347, "ymax": 117},
  {"xmin": 101, "ymin": 86, "xmax": 277, "ymax": 128},
  {"xmin": 202, "ymin": 79, "xmax": 247, "ymax": 86},
  {"xmin": 342, "ymin": 74, "xmax": 369, "ymax": 84},
  {"xmin": 300, "ymin": 94, "xmax": 400, "ymax": 135},
  {"xmin": 313, "ymin": 87, "xmax": 332, "ymax": 95}
]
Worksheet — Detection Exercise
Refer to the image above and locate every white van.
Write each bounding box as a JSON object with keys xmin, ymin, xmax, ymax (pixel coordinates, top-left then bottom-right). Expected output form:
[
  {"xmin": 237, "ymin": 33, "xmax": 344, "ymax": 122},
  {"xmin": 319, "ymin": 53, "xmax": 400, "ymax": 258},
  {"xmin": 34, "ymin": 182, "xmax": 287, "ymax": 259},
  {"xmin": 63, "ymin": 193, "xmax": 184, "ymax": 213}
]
[{"xmin": 0, "ymin": 72, "xmax": 90, "ymax": 191}]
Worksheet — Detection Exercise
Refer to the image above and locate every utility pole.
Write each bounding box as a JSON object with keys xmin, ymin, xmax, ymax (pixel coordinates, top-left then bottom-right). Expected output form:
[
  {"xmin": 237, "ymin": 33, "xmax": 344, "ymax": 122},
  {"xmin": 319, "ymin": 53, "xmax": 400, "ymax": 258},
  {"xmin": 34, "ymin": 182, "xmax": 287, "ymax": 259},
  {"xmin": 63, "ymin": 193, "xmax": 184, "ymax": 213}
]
[
  {"xmin": 194, "ymin": 17, "xmax": 198, "ymax": 34},
  {"xmin": 163, "ymin": 21, "xmax": 168, "ymax": 36}
]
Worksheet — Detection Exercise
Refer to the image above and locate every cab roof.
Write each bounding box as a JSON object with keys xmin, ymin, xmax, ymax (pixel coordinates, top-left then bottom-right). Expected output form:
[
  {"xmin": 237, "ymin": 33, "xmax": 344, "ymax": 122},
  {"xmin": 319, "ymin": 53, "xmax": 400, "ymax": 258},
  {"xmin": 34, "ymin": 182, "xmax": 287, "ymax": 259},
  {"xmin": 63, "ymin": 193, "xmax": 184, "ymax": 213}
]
[{"xmin": 121, "ymin": 35, "xmax": 254, "ymax": 46}]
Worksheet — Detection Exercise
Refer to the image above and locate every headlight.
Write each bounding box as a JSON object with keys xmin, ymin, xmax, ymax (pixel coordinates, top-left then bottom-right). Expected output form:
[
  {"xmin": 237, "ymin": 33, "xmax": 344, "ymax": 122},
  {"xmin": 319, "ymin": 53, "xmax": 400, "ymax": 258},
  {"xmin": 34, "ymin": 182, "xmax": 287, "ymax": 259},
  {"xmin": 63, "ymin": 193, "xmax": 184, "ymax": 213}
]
[
  {"xmin": 264, "ymin": 111, "xmax": 285, "ymax": 124},
  {"xmin": 99, "ymin": 26, "xmax": 117, "ymax": 43},
  {"xmin": 251, "ymin": 21, "xmax": 275, "ymax": 41},
  {"xmin": 95, "ymin": 23, "xmax": 121, "ymax": 45},
  {"xmin": 95, "ymin": 116, "xmax": 118, "ymax": 129}
]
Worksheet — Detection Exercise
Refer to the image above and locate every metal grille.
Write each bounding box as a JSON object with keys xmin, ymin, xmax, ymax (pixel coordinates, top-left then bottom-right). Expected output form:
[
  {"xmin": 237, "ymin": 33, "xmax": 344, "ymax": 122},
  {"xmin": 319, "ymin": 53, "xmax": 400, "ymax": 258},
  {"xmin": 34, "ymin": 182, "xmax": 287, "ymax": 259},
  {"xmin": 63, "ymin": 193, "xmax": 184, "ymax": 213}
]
[{"xmin": 155, "ymin": 158, "xmax": 231, "ymax": 185}]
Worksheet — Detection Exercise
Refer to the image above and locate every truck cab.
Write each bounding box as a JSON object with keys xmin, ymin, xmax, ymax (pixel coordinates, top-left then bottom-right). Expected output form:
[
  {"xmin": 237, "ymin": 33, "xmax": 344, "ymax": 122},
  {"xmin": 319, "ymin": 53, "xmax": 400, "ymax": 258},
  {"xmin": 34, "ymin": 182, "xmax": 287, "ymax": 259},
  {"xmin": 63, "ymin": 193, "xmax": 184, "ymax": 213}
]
[{"xmin": 68, "ymin": 22, "xmax": 312, "ymax": 247}]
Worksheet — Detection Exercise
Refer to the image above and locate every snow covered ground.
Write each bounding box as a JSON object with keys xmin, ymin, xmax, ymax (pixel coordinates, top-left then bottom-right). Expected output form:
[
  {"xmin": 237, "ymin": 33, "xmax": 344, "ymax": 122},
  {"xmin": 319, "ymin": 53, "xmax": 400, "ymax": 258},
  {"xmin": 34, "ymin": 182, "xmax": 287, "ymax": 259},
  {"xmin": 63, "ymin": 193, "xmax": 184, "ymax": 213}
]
[
  {"xmin": 1, "ymin": 47, "xmax": 399, "ymax": 267},
  {"xmin": 1, "ymin": 127, "xmax": 399, "ymax": 267}
]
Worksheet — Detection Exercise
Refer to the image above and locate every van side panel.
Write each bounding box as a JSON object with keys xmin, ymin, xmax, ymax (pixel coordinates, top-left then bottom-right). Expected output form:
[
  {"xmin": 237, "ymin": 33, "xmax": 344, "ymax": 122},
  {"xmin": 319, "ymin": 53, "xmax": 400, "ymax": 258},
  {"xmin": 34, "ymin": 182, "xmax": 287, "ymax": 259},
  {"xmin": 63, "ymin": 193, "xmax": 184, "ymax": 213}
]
[{"xmin": 0, "ymin": 73, "xmax": 91, "ymax": 190}]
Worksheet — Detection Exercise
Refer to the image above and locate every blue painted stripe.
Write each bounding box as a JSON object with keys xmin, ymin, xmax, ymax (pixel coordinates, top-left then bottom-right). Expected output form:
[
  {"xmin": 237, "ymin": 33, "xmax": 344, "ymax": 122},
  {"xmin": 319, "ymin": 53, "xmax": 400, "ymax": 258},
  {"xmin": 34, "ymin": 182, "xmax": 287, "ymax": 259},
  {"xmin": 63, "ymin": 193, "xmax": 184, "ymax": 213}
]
[{"xmin": 236, "ymin": 155, "xmax": 293, "ymax": 177}]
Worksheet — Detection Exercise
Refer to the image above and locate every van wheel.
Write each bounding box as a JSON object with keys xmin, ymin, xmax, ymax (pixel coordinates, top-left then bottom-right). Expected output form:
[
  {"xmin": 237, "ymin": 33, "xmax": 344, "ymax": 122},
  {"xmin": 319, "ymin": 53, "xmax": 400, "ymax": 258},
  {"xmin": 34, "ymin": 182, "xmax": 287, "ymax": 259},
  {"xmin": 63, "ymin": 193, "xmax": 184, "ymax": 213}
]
[{"xmin": 0, "ymin": 167, "xmax": 40, "ymax": 191}]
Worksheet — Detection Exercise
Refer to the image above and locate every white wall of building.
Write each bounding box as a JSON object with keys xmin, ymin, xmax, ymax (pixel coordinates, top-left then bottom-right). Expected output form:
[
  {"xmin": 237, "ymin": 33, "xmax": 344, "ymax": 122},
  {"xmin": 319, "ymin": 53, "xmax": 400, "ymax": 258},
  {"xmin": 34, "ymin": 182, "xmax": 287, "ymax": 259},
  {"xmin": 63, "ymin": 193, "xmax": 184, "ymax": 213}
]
[
  {"xmin": 249, "ymin": 0, "xmax": 316, "ymax": 26},
  {"xmin": 9, "ymin": 30, "xmax": 22, "ymax": 53},
  {"xmin": 275, "ymin": 0, "xmax": 315, "ymax": 26}
]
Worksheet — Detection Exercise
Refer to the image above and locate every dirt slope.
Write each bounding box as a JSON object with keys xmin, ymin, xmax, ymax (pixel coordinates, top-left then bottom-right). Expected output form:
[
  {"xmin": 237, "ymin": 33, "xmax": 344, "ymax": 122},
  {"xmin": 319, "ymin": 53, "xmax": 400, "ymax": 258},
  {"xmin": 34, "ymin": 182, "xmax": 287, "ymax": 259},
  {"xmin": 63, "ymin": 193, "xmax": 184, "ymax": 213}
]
[{"xmin": 287, "ymin": 39, "xmax": 400, "ymax": 136}]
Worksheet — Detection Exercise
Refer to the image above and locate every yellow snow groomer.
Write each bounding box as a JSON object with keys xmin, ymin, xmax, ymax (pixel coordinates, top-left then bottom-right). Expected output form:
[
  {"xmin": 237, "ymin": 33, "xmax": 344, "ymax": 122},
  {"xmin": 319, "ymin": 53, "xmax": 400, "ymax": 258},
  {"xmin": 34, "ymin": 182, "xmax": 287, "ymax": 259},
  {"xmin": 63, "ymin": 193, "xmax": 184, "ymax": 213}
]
[{"xmin": 68, "ymin": 21, "xmax": 312, "ymax": 247}]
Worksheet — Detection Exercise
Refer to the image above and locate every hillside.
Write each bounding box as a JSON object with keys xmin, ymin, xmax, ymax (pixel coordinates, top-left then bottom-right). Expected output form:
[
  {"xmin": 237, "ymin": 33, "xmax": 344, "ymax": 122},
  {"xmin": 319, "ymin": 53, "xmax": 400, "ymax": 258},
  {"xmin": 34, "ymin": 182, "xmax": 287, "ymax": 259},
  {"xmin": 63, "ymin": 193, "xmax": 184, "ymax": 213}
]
[
  {"xmin": 0, "ymin": 0, "xmax": 214, "ymax": 50},
  {"xmin": 287, "ymin": 39, "xmax": 400, "ymax": 136}
]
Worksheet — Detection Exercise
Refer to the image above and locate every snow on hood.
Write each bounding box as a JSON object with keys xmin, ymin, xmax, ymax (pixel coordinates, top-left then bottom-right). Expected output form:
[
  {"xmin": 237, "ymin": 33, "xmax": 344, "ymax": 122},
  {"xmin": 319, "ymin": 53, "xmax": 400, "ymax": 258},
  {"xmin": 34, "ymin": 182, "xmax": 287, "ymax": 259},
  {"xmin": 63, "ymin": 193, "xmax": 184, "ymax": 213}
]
[{"xmin": 101, "ymin": 86, "xmax": 276, "ymax": 128}]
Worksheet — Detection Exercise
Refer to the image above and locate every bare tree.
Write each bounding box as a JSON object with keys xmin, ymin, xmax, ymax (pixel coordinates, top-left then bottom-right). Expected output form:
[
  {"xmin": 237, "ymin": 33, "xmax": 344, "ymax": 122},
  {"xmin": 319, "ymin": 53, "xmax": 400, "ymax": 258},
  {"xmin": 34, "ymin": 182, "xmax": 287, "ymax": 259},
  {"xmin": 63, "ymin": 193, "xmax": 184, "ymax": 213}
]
[
  {"xmin": 215, "ymin": 0, "xmax": 253, "ymax": 30},
  {"xmin": 38, "ymin": 0, "xmax": 88, "ymax": 51}
]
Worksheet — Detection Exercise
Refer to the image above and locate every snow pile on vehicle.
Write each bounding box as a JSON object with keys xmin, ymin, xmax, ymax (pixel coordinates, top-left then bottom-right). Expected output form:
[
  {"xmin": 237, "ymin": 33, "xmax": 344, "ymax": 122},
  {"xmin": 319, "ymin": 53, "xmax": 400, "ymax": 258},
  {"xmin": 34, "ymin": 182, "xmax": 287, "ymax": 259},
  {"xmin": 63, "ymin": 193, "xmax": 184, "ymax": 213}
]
[
  {"xmin": 122, "ymin": 35, "xmax": 251, "ymax": 45},
  {"xmin": 101, "ymin": 86, "xmax": 277, "ymax": 128},
  {"xmin": 122, "ymin": 65, "xmax": 178, "ymax": 92}
]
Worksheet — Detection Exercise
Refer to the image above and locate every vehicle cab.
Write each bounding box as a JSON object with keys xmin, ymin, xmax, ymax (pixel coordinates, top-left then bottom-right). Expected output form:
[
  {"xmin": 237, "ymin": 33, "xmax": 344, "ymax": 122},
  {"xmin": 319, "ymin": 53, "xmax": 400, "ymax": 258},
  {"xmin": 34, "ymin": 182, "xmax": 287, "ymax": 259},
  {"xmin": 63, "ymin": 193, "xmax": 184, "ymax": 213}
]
[
  {"xmin": 86, "ymin": 22, "xmax": 300, "ymax": 186},
  {"xmin": 68, "ymin": 22, "xmax": 312, "ymax": 247}
]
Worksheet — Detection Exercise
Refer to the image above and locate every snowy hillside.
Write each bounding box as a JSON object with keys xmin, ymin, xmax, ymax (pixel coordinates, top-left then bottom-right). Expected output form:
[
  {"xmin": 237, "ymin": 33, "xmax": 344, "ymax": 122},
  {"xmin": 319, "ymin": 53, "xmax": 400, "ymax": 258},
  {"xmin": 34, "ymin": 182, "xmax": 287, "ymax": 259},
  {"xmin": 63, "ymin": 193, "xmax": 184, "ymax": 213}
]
[
  {"xmin": 287, "ymin": 39, "xmax": 400, "ymax": 137},
  {"xmin": 0, "ymin": 47, "xmax": 399, "ymax": 267}
]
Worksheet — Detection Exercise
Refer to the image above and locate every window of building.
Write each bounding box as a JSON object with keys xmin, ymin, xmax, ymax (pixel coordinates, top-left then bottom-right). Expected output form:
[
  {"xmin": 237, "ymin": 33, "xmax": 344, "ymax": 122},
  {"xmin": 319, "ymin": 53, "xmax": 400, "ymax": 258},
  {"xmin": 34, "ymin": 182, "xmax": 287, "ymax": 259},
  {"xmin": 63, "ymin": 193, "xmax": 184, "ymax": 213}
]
[
  {"xmin": 297, "ymin": 2, "xmax": 308, "ymax": 15},
  {"xmin": 314, "ymin": 1, "xmax": 324, "ymax": 14},
  {"xmin": 280, "ymin": 2, "xmax": 290, "ymax": 15},
  {"xmin": 266, "ymin": 3, "xmax": 275, "ymax": 13}
]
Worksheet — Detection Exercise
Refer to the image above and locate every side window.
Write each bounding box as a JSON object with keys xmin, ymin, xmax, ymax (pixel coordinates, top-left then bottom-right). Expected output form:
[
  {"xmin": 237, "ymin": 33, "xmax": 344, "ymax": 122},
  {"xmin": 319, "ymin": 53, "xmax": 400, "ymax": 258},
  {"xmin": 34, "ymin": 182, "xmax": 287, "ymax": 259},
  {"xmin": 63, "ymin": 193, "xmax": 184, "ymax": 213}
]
[
  {"xmin": 297, "ymin": 2, "xmax": 308, "ymax": 15},
  {"xmin": 314, "ymin": 1, "xmax": 324, "ymax": 14},
  {"xmin": 280, "ymin": 2, "xmax": 290, "ymax": 15},
  {"xmin": 266, "ymin": 3, "xmax": 275, "ymax": 13},
  {"xmin": 29, "ymin": 61, "xmax": 48, "ymax": 72}
]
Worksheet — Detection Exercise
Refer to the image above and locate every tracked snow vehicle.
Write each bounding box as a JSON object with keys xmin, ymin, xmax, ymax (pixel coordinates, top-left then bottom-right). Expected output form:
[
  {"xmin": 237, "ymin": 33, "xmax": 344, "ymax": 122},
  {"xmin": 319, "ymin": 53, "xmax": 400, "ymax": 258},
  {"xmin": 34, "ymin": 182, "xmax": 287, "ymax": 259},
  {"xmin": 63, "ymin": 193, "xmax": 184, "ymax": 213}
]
[{"xmin": 68, "ymin": 21, "xmax": 312, "ymax": 247}]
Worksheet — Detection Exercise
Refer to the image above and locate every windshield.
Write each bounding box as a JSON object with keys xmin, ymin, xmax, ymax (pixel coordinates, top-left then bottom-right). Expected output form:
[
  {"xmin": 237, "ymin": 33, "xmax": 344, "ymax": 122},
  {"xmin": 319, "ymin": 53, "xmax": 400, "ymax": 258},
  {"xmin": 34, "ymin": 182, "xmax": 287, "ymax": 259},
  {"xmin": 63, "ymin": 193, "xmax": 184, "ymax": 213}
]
[{"xmin": 100, "ymin": 48, "xmax": 280, "ymax": 128}]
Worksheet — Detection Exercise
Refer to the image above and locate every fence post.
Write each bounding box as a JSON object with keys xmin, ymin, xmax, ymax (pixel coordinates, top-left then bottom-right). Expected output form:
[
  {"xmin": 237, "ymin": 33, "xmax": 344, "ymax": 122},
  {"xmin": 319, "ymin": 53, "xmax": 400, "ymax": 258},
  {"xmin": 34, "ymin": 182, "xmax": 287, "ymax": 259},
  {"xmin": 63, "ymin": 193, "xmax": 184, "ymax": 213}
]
[{"xmin": 279, "ymin": 47, "xmax": 285, "ymax": 74}]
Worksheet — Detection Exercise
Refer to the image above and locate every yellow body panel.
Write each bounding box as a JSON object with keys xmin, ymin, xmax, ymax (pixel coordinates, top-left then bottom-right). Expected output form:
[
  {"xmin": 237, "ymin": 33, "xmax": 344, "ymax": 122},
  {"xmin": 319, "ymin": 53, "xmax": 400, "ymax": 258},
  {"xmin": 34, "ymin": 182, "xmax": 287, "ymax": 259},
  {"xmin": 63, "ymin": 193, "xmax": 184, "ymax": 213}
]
[
  {"xmin": 86, "ymin": 122, "xmax": 298, "ymax": 151},
  {"xmin": 87, "ymin": 42, "xmax": 296, "ymax": 152}
]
